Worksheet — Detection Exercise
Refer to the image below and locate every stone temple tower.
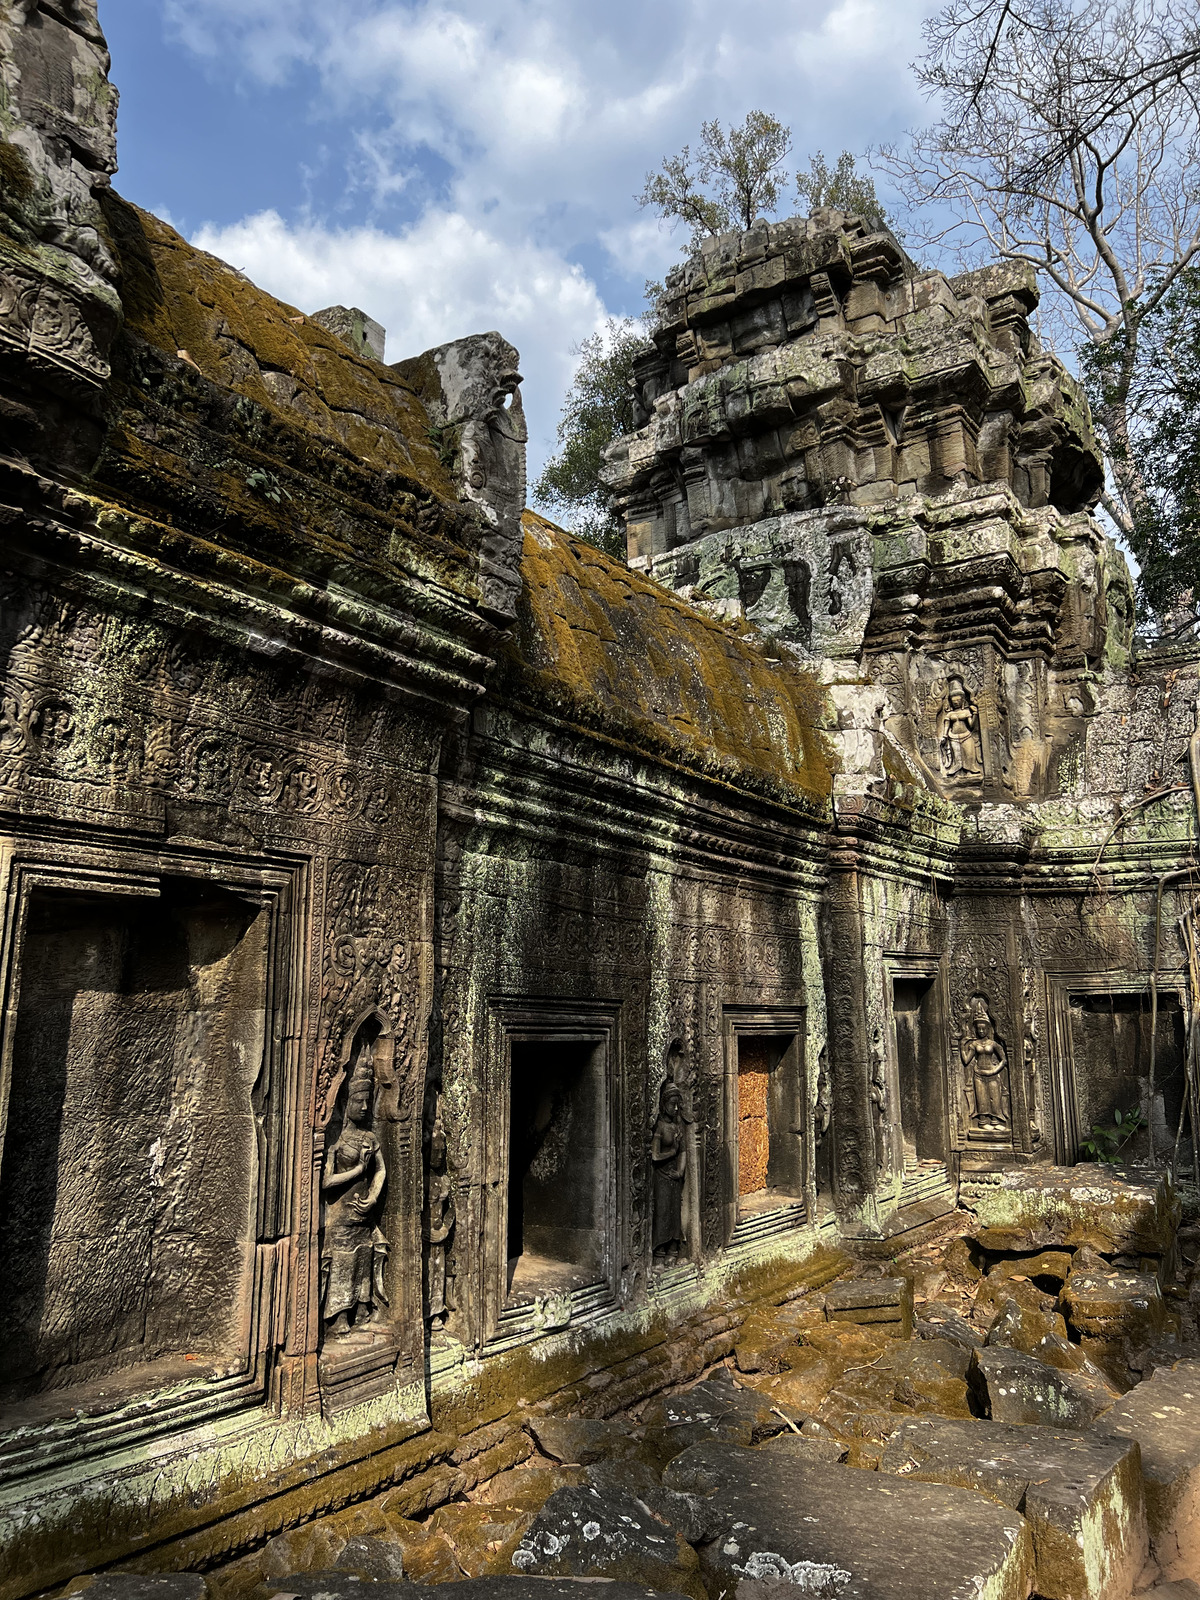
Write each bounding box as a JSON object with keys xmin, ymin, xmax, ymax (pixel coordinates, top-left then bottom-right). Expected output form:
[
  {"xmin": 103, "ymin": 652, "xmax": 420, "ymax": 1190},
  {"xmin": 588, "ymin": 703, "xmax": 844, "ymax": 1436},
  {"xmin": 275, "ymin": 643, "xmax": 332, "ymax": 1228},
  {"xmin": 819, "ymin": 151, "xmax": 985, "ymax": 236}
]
[{"xmin": 603, "ymin": 209, "xmax": 1133, "ymax": 806}]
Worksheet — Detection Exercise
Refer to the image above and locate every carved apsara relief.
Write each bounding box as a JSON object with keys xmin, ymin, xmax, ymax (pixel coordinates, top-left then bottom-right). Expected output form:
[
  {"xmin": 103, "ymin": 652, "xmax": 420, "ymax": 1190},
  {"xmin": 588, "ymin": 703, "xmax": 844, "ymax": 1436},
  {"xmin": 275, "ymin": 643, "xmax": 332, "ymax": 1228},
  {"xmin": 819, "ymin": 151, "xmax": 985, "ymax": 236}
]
[{"xmin": 960, "ymin": 993, "xmax": 1011, "ymax": 1138}]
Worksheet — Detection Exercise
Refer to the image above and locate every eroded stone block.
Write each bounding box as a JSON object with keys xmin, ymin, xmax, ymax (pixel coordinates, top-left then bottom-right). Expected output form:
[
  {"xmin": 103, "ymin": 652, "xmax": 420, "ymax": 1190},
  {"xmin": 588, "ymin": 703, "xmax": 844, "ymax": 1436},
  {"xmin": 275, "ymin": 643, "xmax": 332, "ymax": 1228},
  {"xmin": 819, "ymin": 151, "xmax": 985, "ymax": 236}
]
[
  {"xmin": 971, "ymin": 1345, "xmax": 1107, "ymax": 1427},
  {"xmin": 1100, "ymin": 1359, "xmax": 1200, "ymax": 1581},
  {"xmin": 510, "ymin": 1484, "xmax": 705, "ymax": 1598},
  {"xmin": 664, "ymin": 1437, "xmax": 1035, "ymax": 1600},
  {"xmin": 825, "ymin": 1276, "xmax": 914, "ymax": 1336},
  {"xmin": 880, "ymin": 1416, "xmax": 1147, "ymax": 1600}
]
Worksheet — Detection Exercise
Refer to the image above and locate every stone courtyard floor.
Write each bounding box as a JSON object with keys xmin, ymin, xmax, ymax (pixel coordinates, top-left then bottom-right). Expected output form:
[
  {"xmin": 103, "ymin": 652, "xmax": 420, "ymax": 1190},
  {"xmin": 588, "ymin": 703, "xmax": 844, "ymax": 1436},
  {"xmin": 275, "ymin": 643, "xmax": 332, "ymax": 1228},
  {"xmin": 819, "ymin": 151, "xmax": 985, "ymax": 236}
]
[{"xmin": 74, "ymin": 1167, "xmax": 1200, "ymax": 1600}]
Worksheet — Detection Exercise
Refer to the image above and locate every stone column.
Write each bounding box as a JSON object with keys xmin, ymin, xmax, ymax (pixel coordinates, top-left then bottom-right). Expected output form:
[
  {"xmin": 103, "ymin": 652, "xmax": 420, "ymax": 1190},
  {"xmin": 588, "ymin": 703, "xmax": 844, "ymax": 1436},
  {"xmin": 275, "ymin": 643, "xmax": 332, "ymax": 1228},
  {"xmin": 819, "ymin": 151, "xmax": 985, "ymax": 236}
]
[{"xmin": 820, "ymin": 808, "xmax": 881, "ymax": 1233}]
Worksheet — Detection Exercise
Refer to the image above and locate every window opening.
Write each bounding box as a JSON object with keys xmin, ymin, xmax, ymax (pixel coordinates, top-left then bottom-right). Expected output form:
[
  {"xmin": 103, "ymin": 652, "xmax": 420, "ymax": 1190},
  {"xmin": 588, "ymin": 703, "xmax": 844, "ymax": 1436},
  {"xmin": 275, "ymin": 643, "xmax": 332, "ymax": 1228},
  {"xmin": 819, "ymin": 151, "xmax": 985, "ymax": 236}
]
[{"xmin": 506, "ymin": 1038, "xmax": 607, "ymax": 1300}]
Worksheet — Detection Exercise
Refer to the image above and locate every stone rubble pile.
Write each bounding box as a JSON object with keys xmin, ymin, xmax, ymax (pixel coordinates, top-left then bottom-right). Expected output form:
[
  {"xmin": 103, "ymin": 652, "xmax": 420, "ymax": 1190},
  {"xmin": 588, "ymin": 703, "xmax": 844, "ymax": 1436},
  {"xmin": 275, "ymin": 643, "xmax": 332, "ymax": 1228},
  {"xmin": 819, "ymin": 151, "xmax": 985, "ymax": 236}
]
[{"xmin": 74, "ymin": 1173, "xmax": 1200, "ymax": 1600}]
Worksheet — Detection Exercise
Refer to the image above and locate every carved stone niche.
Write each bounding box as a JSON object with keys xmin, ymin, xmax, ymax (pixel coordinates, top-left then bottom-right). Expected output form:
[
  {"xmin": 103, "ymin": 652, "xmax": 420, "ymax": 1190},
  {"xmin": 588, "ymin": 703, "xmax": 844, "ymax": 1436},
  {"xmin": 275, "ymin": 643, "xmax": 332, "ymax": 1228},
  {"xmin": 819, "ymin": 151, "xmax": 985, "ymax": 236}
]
[
  {"xmin": 0, "ymin": 846, "xmax": 300, "ymax": 1463},
  {"xmin": 317, "ymin": 1008, "xmax": 420, "ymax": 1416}
]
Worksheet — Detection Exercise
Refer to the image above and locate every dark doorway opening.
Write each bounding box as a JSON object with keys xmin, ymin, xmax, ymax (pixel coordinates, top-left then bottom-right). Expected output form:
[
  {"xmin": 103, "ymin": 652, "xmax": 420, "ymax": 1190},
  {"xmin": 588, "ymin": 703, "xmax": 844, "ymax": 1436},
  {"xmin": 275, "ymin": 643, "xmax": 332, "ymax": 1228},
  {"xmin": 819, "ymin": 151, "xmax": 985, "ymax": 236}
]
[
  {"xmin": 735, "ymin": 1031, "xmax": 804, "ymax": 1215},
  {"xmin": 891, "ymin": 974, "xmax": 947, "ymax": 1164},
  {"xmin": 1068, "ymin": 991, "xmax": 1186, "ymax": 1163},
  {"xmin": 506, "ymin": 1038, "xmax": 607, "ymax": 1299}
]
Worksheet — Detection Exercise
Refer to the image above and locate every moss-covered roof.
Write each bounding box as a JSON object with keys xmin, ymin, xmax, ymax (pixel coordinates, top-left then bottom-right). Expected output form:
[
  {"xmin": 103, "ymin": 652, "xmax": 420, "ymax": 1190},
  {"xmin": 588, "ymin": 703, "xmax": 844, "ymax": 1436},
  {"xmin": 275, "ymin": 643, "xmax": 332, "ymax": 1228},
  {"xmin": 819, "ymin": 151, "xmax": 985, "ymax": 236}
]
[
  {"xmin": 89, "ymin": 196, "xmax": 492, "ymax": 625},
  {"xmin": 106, "ymin": 199, "xmax": 456, "ymax": 497},
  {"xmin": 504, "ymin": 511, "xmax": 833, "ymax": 808}
]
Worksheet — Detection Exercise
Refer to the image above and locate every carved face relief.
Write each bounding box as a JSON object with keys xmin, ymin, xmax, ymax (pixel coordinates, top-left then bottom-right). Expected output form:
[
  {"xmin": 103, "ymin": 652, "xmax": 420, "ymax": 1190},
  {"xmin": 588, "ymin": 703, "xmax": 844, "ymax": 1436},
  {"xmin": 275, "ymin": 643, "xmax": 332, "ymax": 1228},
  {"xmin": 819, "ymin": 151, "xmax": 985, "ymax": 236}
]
[{"xmin": 33, "ymin": 699, "xmax": 75, "ymax": 754}]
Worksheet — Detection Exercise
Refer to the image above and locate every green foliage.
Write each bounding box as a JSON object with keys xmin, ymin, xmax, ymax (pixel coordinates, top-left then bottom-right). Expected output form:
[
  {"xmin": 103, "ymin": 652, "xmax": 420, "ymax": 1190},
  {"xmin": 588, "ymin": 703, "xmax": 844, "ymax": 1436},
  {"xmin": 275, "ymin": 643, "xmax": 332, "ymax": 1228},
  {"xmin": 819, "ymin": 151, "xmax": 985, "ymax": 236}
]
[
  {"xmin": 532, "ymin": 318, "xmax": 652, "ymax": 560},
  {"xmin": 637, "ymin": 111, "xmax": 792, "ymax": 241},
  {"xmin": 795, "ymin": 150, "xmax": 889, "ymax": 231},
  {"xmin": 1080, "ymin": 1104, "xmax": 1146, "ymax": 1163},
  {"xmin": 1081, "ymin": 269, "xmax": 1200, "ymax": 622}
]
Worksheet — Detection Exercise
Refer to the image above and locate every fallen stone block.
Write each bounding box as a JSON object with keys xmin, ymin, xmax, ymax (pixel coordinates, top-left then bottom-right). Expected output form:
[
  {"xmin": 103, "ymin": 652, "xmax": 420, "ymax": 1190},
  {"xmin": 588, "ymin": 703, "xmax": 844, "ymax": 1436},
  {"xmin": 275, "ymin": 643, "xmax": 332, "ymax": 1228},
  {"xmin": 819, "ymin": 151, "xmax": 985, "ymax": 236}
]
[
  {"xmin": 986, "ymin": 1297, "xmax": 1073, "ymax": 1354},
  {"xmin": 640, "ymin": 1375, "xmax": 787, "ymax": 1445},
  {"xmin": 1100, "ymin": 1358, "xmax": 1200, "ymax": 1581},
  {"xmin": 332, "ymin": 1535, "xmax": 407, "ymax": 1579},
  {"xmin": 263, "ymin": 1579, "xmax": 407, "ymax": 1600},
  {"xmin": 916, "ymin": 1302, "xmax": 983, "ymax": 1349},
  {"xmin": 987, "ymin": 1249, "xmax": 1074, "ymax": 1287},
  {"xmin": 974, "ymin": 1272, "xmax": 1059, "ymax": 1324},
  {"xmin": 734, "ymin": 1300, "xmax": 825, "ymax": 1374},
  {"xmin": 817, "ymin": 1343, "xmax": 973, "ymax": 1422},
  {"xmin": 757, "ymin": 1430, "xmax": 848, "ymax": 1464},
  {"xmin": 429, "ymin": 1501, "xmax": 535, "ymax": 1578},
  {"xmin": 474, "ymin": 1463, "xmax": 584, "ymax": 1508},
  {"xmin": 663, "ymin": 1437, "xmax": 1034, "ymax": 1600},
  {"xmin": 942, "ymin": 1237, "xmax": 983, "ymax": 1282},
  {"xmin": 510, "ymin": 1484, "xmax": 705, "ymax": 1598},
  {"xmin": 880, "ymin": 1415, "xmax": 1147, "ymax": 1600},
  {"xmin": 529, "ymin": 1416, "xmax": 636, "ymax": 1464},
  {"xmin": 826, "ymin": 1276, "xmax": 914, "ymax": 1336},
  {"xmin": 1062, "ymin": 1266, "xmax": 1167, "ymax": 1383},
  {"xmin": 437, "ymin": 1581, "xmax": 670, "ymax": 1600},
  {"xmin": 260, "ymin": 1523, "xmax": 346, "ymax": 1579},
  {"xmin": 371, "ymin": 1512, "xmax": 465, "ymax": 1583},
  {"xmin": 876, "ymin": 1335, "xmax": 972, "ymax": 1380},
  {"xmin": 740, "ymin": 1346, "xmax": 841, "ymax": 1419},
  {"xmin": 584, "ymin": 1454, "xmax": 709, "ymax": 1544},
  {"xmin": 970, "ymin": 1345, "xmax": 1107, "ymax": 1427},
  {"xmin": 870, "ymin": 1339, "xmax": 975, "ymax": 1418},
  {"xmin": 964, "ymin": 1167, "xmax": 1179, "ymax": 1259}
]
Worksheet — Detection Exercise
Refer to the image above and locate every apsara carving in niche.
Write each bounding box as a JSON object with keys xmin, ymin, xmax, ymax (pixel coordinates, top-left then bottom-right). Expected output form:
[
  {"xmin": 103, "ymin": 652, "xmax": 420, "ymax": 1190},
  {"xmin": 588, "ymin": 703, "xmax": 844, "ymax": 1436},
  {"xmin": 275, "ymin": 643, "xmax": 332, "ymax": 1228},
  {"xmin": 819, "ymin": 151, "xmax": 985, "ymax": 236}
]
[
  {"xmin": 320, "ymin": 1031, "xmax": 391, "ymax": 1340},
  {"xmin": 650, "ymin": 1078, "xmax": 693, "ymax": 1267},
  {"xmin": 937, "ymin": 674, "xmax": 983, "ymax": 779},
  {"xmin": 960, "ymin": 994, "xmax": 1010, "ymax": 1135},
  {"xmin": 422, "ymin": 1081, "xmax": 455, "ymax": 1327}
]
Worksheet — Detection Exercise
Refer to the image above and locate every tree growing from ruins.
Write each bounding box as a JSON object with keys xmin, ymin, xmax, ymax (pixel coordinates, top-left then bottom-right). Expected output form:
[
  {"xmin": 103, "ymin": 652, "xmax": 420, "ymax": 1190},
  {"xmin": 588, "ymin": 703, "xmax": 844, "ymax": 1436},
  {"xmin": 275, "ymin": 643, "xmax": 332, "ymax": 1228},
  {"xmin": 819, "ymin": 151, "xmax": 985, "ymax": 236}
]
[
  {"xmin": 878, "ymin": 0, "xmax": 1200, "ymax": 619},
  {"xmin": 637, "ymin": 111, "xmax": 793, "ymax": 240},
  {"xmin": 532, "ymin": 318, "xmax": 652, "ymax": 559},
  {"xmin": 795, "ymin": 150, "xmax": 890, "ymax": 232},
  {"xmin": 543, "ymin": 130, "xmax": 893, "ymax": 558},
  {"xmin": 1086, "ymin": 266, "xmax": 1200, "ymax": 622}
]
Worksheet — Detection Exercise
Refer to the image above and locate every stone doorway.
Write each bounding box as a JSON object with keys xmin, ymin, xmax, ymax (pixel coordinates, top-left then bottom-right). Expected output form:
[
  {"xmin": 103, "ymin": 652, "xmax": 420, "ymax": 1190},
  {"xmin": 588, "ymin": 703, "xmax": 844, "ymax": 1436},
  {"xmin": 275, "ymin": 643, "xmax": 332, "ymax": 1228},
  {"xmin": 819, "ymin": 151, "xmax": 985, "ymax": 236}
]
[
  {"xmin": 505, "ymin": 1037, "xmax": 609, "ymax": 1301},
  {"xmin": 1065, "ymin": 988, "xmax": 1187, "ymax": 1164},
  {"xmin": 889, "ymin": 969, "xmax": 949, "ymax": 1166},
  {"xmin": 724, "ymin": 1010, "xmax": 807, "ymax": 1237}
]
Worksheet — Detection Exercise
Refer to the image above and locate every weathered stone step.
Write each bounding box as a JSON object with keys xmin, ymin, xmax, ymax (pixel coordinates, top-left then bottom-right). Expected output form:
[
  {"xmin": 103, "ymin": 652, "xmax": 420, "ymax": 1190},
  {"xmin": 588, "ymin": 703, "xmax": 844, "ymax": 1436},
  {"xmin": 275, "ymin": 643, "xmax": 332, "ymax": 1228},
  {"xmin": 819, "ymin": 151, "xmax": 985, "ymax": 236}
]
[
  {"xmin": 879, "ymin": 1415, "xmax": 1147, "ymax": 1600},
  {"xmin": 662, "ymin": 1436, "xmax": 1034, "ymax": 1600}
]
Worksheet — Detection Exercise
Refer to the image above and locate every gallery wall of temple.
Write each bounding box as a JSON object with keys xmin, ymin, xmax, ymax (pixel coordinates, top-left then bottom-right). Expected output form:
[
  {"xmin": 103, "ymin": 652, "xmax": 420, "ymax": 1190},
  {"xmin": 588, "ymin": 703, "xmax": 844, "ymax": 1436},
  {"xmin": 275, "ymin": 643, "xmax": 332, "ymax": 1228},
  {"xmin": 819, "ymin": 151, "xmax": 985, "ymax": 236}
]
[
  {"xmin": 2, "ymin": 0, "xmax": 1200, "ymax": 1591},
  {"xmin": 432, "ymin": 511, "xmax": 837, "ymax": 1357}
]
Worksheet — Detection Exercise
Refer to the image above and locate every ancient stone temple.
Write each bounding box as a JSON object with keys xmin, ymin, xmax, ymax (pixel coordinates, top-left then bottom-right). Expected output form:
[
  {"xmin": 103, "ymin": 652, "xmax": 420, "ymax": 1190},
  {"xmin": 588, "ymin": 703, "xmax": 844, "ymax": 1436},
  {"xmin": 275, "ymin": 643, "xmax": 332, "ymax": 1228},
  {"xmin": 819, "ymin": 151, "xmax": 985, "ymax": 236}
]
[{"xmin": 2, "ymin": 6, "xmax": 1200, "ymax": 1600}]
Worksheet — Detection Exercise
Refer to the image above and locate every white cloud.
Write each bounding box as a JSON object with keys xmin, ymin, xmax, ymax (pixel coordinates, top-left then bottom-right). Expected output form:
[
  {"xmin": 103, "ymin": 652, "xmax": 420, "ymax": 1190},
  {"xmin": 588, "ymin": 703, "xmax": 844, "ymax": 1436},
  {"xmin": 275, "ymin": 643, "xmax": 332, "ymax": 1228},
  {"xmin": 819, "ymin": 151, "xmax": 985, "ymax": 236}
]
[
  {"xmin": 167, "ymin": 0, "xmax": 932, "ymax": 245},
  {"xmin": 191, "ymin": 207, "xmax": 607, "ymax": 474}
]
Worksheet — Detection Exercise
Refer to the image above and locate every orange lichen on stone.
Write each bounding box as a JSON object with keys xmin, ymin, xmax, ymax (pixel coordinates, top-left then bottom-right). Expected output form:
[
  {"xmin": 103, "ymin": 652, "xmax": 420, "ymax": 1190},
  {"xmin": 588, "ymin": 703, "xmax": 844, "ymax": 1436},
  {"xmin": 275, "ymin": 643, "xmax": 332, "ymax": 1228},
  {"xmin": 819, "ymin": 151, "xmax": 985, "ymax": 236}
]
[
  {"xmin": 738, "ymin": 1038, "xmax": 772, "ymax": 1195},
  {"xmin": 508, "ymin": 510, "xmax": 834, "ymax": 807}
]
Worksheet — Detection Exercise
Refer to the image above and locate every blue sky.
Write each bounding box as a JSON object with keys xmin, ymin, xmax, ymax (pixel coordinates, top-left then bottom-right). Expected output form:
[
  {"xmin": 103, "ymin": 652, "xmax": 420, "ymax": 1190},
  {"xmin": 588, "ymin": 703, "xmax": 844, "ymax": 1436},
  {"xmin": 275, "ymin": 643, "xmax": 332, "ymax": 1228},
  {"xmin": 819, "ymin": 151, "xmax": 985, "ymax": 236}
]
[{"xmin": 102, "ymin": 0, "xmax": 934, "ymax": 481}]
